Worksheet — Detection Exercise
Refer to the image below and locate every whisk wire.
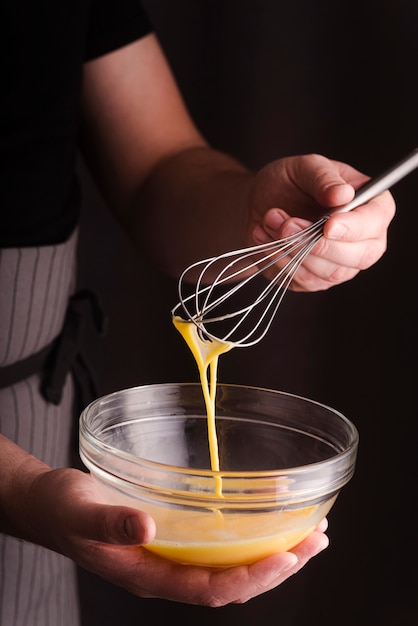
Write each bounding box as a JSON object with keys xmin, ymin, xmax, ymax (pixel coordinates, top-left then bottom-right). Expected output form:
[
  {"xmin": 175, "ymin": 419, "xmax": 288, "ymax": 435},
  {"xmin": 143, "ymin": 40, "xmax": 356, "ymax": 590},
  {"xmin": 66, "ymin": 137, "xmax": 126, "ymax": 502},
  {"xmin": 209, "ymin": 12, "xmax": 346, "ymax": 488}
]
[
  {"xmin": 217, "ymin": 221, "xmax": 325, "ymax": 345},
  {"xmin": 173, "ymin": 149, "xmax": 418, "ymax": 347},
  {"xmin": 175, "ymin": 217, "xmax": 326, "ymax": 346}
]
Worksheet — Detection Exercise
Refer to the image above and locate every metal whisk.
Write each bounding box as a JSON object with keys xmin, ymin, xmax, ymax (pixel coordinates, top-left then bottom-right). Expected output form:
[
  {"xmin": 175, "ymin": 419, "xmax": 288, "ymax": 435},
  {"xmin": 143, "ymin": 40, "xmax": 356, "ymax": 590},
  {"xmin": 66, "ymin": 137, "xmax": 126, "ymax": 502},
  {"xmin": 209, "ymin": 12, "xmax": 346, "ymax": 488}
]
[{"xmin": 172, "ymin": 148, "xmax": 418, "ymax": 347}]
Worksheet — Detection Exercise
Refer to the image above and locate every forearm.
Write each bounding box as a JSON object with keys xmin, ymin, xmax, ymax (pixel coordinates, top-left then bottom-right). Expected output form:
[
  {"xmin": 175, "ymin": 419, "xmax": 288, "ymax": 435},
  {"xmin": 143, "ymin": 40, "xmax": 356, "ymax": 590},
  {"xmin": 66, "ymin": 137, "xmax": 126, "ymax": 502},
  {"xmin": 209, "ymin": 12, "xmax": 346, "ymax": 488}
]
[
  {"xmin": 128, "ymin": 146, "xmax": 256, "ymax": 279},
  {"xmin": 0, "ymin": 434, "xmax": 51, "ymax": 541}
]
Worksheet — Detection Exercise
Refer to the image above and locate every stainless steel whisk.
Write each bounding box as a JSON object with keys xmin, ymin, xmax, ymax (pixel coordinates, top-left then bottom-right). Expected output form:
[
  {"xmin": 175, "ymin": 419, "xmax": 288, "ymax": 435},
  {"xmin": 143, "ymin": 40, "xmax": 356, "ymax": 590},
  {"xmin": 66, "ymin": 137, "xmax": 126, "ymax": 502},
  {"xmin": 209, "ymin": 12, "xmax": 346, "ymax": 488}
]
[{"xmin": 172, "ymin": 148, "xmax": 418, "ymax": 347}]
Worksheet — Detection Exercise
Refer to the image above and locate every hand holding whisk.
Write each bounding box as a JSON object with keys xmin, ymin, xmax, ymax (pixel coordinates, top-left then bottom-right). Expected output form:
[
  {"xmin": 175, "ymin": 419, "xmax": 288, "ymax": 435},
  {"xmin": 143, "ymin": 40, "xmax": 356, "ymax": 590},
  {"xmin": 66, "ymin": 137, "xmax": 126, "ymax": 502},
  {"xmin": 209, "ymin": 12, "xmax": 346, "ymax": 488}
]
[{"xmin": 172, "ymin": 148, "xmax": 418, "ymax": 347}]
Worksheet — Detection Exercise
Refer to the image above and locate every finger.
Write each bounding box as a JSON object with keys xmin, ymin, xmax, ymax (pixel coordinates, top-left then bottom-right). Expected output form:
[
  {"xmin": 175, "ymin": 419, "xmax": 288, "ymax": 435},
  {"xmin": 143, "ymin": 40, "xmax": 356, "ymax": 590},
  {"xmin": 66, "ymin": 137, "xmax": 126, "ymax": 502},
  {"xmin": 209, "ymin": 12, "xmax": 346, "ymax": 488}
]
[
  {"xmin": 253, "ymin": 217, "xmax": 361, "ymax": 290},
  {"xmin": 254, "ymin": 209, "xmax": 312, "ymax": 245},
  {"xmin": 210, "ymin": 552, "xmax": 299, "ymax": 605},
  {"xmin": 290, "ymin": 527, "xmax": 330, "ymax": 564},
  {"xmin": 234, "ymin": 529, "xmax": 330, "ymax": 604},
  {"xmin": 286, "ymin": 154, "xmax": 359, "ymax": 208},
  {"xmin": 312, "ymin": 233, "xmax": 386, "ymax": 273},
  {"xmin": 279, "ymin": 222, "xmax": 387, "ymax": 289},
  {"xmin": 70, "ymin": 504, "xmax": 156, "ymax": 546},
  {"xmin": 75, "ymin": 526, "xmax": 329, "ymax": 607},
  {"xmin": 316, "ymin": 517, "xmax": 329, "ymax": 533},
  {"xmin": 91, "ymin": 545, "xmax": 298, "ymax": 606},
  {"xmin": 324, "ymin": 191, "xmax": 396, "ymax": 241}
]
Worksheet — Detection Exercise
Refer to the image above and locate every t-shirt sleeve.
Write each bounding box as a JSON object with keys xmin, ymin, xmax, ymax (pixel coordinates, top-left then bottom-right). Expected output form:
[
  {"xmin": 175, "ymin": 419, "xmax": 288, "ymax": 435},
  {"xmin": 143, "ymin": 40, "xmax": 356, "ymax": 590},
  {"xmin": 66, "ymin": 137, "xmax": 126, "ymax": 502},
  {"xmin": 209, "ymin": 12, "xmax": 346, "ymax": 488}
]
[{"xmin": 85, "ymin": 0, "xmax": 153, "ymax": 62}]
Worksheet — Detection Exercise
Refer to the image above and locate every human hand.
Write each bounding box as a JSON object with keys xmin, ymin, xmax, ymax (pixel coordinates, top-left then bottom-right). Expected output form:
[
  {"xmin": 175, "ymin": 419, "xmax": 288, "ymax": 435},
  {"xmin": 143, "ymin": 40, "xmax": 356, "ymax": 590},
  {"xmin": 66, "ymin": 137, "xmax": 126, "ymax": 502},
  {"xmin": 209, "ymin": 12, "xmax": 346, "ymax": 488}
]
[
  {"xmin": 26, "ymin": 467, "xmax": 328, "ymax": 606},
  {"xmin": 249, "ymin": 153, "xmax": 396, "ymax": 291}
]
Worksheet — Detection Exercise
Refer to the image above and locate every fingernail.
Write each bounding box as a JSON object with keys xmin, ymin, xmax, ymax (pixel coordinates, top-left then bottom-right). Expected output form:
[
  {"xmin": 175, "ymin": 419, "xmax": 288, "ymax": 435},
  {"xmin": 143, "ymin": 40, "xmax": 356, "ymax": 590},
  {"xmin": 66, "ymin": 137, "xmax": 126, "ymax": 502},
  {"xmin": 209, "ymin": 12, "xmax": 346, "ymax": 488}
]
[
  {"xmin": 124, "ymin": 516, "xmax": 139, "ymax": 543},
  {"xmin": 253, "ymin": 225, "xmax": 270, "ymax": 244},
  {"xmin": 281, "ymin": 222, "xmax": 303, "ymax": 237},
  {"xmin": 264, "ymin": 209, "xmax": 286, "ymax": 230},
  {"xmin": 325, "ymin": 182, "xmax": 352, "ymax": 193},
  {"xmin": 316, "ymin": 534, "xmax": 330, "ymax": 554},
  {"xmin": 327, "ymin": 222, "xmax": 347, "ymax": 239}
]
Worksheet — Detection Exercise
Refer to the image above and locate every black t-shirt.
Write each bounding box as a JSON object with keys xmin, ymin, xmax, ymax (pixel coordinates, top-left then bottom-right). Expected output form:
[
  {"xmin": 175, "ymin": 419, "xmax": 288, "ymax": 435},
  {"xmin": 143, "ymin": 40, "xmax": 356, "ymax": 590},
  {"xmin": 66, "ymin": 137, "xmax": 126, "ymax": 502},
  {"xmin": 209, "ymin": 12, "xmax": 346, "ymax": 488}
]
[{"xmin": 1, "ymin": 0, "xmax": 152, "ymax": 247}]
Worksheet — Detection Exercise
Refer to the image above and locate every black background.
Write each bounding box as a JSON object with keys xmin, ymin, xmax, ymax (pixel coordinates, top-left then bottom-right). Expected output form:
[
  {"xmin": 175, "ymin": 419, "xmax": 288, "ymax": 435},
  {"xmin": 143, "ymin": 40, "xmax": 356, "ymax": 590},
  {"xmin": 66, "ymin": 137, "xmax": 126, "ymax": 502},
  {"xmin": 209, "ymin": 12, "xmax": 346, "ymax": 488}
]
[{"xmin": 77, "ymin": 2, "xmax": 418, "ymax": 624}]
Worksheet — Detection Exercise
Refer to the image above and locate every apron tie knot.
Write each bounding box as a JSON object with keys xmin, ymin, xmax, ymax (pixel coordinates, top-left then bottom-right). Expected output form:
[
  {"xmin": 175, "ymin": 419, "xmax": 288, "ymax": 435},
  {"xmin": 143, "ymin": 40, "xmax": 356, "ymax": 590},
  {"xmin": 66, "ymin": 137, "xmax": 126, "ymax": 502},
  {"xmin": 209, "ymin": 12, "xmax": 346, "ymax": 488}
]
[{"xmin": 41, "ymin": 289, "xmax": 107, "ymax": 407}]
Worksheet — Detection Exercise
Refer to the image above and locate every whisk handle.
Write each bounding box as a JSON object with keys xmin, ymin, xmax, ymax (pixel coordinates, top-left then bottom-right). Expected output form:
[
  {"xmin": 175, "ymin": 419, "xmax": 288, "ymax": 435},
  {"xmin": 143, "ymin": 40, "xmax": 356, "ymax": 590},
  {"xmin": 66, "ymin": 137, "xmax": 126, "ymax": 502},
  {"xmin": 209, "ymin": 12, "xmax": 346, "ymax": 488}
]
[{"xmin": 333, "ymin": 147, "xmax": 418, "ymax": 214}]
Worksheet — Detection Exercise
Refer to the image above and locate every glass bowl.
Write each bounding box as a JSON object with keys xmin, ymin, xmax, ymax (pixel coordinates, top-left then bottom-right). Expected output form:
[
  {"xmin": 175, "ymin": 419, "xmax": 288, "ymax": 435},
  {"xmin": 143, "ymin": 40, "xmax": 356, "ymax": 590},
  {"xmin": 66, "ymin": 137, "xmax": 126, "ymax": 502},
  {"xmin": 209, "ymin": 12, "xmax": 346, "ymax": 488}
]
[{"xmin": 79, "ymin": 383, "xmax": 358, "ymax": 567}]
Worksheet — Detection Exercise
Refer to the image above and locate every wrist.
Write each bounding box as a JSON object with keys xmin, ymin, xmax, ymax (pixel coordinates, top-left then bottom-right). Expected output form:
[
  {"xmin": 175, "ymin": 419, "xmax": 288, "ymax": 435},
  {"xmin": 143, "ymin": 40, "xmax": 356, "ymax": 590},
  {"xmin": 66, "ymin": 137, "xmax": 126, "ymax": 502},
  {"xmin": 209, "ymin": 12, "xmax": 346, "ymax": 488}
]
[{"xmin": 0, "ymin": 435, "xmax": 51, "ymax": 541}]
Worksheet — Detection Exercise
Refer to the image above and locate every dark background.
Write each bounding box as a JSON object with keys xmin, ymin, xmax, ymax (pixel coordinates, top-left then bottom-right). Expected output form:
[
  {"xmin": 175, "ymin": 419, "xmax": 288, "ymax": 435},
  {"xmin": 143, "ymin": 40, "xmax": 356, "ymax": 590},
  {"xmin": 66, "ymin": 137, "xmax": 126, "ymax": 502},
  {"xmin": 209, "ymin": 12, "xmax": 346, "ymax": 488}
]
[{"xmin": 77, "ymin": 1, "xmax": 418, "ymax": 624}]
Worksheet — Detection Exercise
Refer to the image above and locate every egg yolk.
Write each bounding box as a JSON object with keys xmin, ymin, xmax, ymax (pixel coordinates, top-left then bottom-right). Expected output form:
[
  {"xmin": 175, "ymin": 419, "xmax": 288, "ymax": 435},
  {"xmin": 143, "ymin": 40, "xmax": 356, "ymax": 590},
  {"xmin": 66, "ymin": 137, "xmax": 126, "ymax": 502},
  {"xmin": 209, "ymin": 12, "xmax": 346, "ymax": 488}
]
[{"xmin": 172, "ymin": 315, "xmax": 233, "ymax": 496}]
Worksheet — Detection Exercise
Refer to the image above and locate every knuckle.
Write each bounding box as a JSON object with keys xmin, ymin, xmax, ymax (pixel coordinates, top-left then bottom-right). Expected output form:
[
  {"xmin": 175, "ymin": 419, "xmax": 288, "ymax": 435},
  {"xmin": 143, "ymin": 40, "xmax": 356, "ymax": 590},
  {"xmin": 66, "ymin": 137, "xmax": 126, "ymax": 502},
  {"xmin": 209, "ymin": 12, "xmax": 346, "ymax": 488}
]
[
  {"xmin": 205, "ymin": 593, "xmax": 229, "ymax": 608},
  {"xmin": 358, "ymin": 239, "xmax": 387, "ymax": 270},
  {"xmin": 327, "ymin": 265, "xmax": 353, "ymax": 284}
]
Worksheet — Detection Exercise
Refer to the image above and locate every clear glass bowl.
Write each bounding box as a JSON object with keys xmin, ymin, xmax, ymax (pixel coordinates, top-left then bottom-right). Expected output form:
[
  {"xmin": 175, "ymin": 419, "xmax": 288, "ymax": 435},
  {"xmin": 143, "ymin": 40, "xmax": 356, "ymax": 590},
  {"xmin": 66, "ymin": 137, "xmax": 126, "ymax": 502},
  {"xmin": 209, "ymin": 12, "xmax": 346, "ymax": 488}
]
[{"xmin": 79, "ymin": 383, "xmax": 358, "ymax": 567}]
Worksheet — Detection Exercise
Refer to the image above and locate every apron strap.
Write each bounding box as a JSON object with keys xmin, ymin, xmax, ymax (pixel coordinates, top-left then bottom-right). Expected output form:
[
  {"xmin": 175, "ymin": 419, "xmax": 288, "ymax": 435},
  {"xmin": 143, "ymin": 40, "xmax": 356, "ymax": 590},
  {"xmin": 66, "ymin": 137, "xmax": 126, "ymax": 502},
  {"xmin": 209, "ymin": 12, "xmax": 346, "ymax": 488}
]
[
  {"xmin": 0, "ymin": 289, "xmax": 107, "ymax": 410},
  {"xmin": 0, "ymin": 342, "xmax": 55, "ymax": 389}
]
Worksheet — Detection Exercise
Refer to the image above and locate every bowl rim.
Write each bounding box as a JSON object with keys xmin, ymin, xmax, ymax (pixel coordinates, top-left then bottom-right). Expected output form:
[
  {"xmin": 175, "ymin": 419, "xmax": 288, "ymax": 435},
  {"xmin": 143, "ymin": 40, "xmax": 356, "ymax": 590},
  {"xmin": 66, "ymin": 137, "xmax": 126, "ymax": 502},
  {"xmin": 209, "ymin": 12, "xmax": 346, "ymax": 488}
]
[{"xmin": 79, "ymin": 382, "xmax": 359, "ymax": 482}]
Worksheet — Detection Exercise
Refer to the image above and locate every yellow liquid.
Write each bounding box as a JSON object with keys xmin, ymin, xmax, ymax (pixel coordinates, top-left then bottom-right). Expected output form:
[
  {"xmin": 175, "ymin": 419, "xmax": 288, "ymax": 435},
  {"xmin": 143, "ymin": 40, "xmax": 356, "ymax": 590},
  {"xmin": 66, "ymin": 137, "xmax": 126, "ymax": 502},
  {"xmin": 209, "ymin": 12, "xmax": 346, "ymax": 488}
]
[
  {"xmin": 146, "ymin": 526, "xmax": 316, "ymax": 567},
  {"xmin": 142, "ymin": 315, "xmax": 321, "ymax": 566},
  {"xmin": 143, "ymin": 502, "xmax": 329, "ymax": 567},
  {"xmin": 172, "ymin": 316, "xmax": 233, "ymax": 497}
]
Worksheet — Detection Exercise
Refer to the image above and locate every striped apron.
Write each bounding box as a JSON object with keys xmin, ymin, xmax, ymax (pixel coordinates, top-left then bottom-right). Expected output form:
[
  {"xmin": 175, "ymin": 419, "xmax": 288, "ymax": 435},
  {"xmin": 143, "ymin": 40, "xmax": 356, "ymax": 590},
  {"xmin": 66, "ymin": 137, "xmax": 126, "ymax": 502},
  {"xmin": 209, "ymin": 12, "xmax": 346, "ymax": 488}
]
[{"xmin": 0, "ymin": 229, "xmax": 83, "ymax": 626}]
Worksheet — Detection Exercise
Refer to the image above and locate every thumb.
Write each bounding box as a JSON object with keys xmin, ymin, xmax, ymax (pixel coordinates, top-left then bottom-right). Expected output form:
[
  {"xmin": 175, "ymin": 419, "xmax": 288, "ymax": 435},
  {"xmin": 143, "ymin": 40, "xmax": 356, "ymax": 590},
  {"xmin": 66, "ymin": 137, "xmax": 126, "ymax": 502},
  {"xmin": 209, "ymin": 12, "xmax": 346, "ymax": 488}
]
[
  {"xmin": 74, "ymin": 504, "xmax": 156, "ymax": 546},
  {"xmin": 291, "ymin": 154, "xmax": 358, "ymax": 209}
]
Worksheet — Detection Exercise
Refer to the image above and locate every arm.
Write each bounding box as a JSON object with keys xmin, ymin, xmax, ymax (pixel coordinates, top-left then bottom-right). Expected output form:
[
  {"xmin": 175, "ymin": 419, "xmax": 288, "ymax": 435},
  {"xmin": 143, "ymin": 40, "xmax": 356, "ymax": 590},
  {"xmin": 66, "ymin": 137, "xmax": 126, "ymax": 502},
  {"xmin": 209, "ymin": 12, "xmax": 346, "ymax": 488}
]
[
  {"xmin": 79, "ymin": 33, "xmax": 395, "ymax": 287},
  {"xmin": 0, "ymin": 434, "xmax": 328, "ymax": 605},
  {"xmin": 79, "ymin": 34, "xmax": 253, "ymax": 272}
]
